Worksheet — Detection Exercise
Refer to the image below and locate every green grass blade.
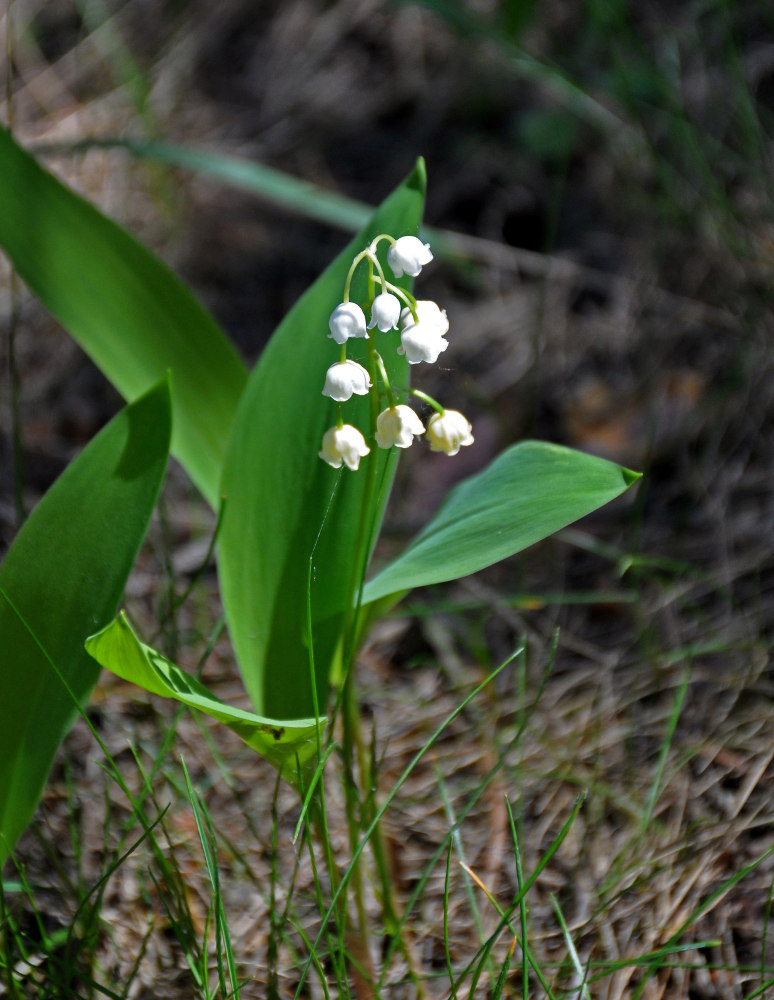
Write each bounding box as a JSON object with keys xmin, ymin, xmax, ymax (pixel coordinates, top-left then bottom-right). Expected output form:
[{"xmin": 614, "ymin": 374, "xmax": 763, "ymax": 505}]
[
  {"xmin": 58, "ymin": 137, "xmax": 375, "ymax": 233},
  {"xmin": 436, "ymin": 767, "xmax": 491, "ymax": 978},
  {"xmin": 363, "ymin": 440, "xmax": 641, "ymax": 604},
  {"xmin": 181, "ymin": 759, "xmax": 241, "ymax": 1000},
  {"xmin": 443, "ymin": 844, "xmax": 459, "ymax": 999},
  {"xmin": 639, "ymin": 667, "xmax": 690, "ymax": 837},
  {"xmin": 0, "ymin": 380, "xmax": 171, "ymax": 864},
  {"xmin": 551, "ymin": 893, "xmax": 591, "ymax": 999},
  {"xmin": 0, "ymin": 127, "xmax": 247, "ymax": 508},
  {"xmin": 507, "ymin": 799, "xmax": 529, "ymax": 1000},
  {"xmin": 218, "ymin": 160, "xmax": 426, "ymax": 720},
  {"xmin": 85, "ymin": 612, "xmax": 324, "ymax": 788},
  {"xmin": 294, "ymin": 651, "xmax": 517, "ymax": 999}
]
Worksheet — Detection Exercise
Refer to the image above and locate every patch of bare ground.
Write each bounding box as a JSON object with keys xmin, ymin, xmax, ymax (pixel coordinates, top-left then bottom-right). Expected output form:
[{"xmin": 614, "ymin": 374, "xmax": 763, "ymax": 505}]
[{"xmin": 2, "ymin": 0, "xmax": 774, "ymax": 996}]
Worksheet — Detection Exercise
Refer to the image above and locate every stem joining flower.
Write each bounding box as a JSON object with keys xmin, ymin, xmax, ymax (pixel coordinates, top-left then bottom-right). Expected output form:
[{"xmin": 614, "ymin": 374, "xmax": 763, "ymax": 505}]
[
  {"xmin": 375, "ymin": 405, "xmax": 425, "ymax": 449},
  {"xmin": 322, "ymin": 360, "xmax": 372, "ymax": 402},
  {"xmin": 426, "ymin": 410, "xmax": 474, "ymax": 456},
  {"xmin": 319, "ymin": 424, "xmax": 370, "ymax": 471},
  {"xmin": 387, "ymin": 236, "xmax": 433, "ymax": 278}
]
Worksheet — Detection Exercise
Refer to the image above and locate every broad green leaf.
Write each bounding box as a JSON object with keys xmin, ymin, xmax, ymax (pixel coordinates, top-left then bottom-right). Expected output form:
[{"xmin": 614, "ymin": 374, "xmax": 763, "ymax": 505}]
[
  {"xmin": 0, "ymin": 381, "xmax": 171, "ymax": 865},
  {"xmin": 0, "ymin": 127, "xmax": 247, "ymax": 508},
  {"xmin": 362, "ymin": 440, "xmax": 641, "ymax": 604},
  {"xmin": 85, "ymin": 613, "xmax": 323, "ymax": 785},
  {"xmin": 219, "ymin": 161, "xmax": 426, "ymax": 720}
]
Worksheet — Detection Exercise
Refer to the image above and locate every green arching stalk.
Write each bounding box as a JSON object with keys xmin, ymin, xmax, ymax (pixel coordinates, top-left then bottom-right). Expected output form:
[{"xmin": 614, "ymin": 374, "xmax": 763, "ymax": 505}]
[
  {"xmin": 342, "ymin": 249, "xmax": 371, "ymax": 302},
  {"xmin": 367, "ymin": 252, "xmax": 376, "ymax": 304},
  {"xmin": 374, "ymin": 350, "xmax": 396, "ymax": 409},
  {"xmin": 368, "ymin": 249, "xmax": 389, "ymax": 301},
  {"xmin": 371, "ymin": 269, "xmax": 415, "ymax": 310},
  {"xmin": 410, "ymin": 386, "xmax": 445, "ymax": 414}
]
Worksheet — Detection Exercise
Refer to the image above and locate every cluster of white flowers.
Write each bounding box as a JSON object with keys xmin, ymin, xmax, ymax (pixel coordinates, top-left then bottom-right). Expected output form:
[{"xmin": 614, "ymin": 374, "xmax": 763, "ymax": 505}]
[{"xmin": 319, "ymin": 235, "xmax": 473, "ymax": 471}]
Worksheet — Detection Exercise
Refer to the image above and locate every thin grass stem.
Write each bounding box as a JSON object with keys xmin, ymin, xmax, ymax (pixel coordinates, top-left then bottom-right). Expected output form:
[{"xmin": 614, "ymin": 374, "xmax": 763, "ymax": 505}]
[
  {"xmin": 506, "ymin": 799, "xmax": 529, "ymax": 1000},
  {"xmin": 435, "ymin": 766, "xmax": 492, "ymax": 978},
  {"xmin": 294, "ymin": 652, "xmax": 518, "ymax": 998}
]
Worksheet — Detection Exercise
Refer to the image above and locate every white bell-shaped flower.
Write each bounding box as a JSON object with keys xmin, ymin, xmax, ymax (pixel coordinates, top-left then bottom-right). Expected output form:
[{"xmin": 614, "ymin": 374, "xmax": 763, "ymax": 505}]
[
  {"xmin": 328, "ymin": 302, "xmax": 368, "ymax": 344},
  {"xmin": 368, "ymin": 293, "xmax": 401, "ymax": 332},
  {"xmin": 399, "ymin": 327, "xmax": 449, "ymax": 365},
  {"xmin": 426, "ymin": 410, "xmax": 474, "ymax": 456},
  {"xmin": 322, "ymin": 360, "xmax": 372, "ymax": 402},
  {"xmin": 398, "ymin": 300, "xmax": 450, "ymax": 365},
  {"xmin": 399, "ymin": 300, "xmax": 449, "ymax": 335},
  {"xmin": 319, "ymin": 424, "xmax": 370, "ymax": 470},
  {"xmin": 375, "ymin": 405, "xmax": 425, "ymax": 449},
  {"xmin": 387, "ymin": 236, "xmax": 433, "ymax": 278}
]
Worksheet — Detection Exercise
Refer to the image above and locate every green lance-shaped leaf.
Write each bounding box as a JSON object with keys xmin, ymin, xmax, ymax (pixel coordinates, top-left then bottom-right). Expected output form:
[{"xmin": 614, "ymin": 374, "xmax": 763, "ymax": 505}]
[
  {"xmin": 362, "ymin": 440, "xmax": 641, "ymax": 605},
  {"xmin": 0, "ymin": 381, "xmax": 171, "ymax": 865},
  {"xmin": 0, "ymin": 127, "xmax": 247, "ymax": 508},
  {"xmin": 85, "ymin": 613, "xmax": 323, "ymax": 785},
  {"xmin": 218, "ymin": 161, "xmax": 426, "ymax": 720}
]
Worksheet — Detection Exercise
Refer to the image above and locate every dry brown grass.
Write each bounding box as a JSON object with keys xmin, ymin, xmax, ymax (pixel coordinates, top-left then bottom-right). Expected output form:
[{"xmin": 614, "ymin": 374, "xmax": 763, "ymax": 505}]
[{"xmin": 2, "ymin": 0, "xmax": 774, "ymax": 997}]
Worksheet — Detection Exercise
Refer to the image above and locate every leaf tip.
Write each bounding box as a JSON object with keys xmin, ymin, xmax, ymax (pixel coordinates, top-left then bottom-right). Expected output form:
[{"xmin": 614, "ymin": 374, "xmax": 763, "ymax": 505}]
[
  {"xmin": 621, "ymin": 467, "xmax": 643, "ymax": 488},
  {"xmin": 407, "ymin": 157, "xmax": 428, "ymax": 196}
]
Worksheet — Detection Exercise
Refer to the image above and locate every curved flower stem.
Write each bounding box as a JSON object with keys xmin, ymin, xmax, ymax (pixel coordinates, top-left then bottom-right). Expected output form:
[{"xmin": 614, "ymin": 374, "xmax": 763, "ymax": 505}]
[
  {"xmin": 374, "ymin": 351, "xmax": 396, "ymax": 409},
  {"xmin": 367, "ymin": 253, "xmax": 376, "ymax": 304},
  {"xmin": 368, "ymin": 233, "xmax": 396, "ymax": 254},
  {"xmin": 371, "ymin": 273, "xmax": 416, "ymax": 313},
  {"xmin": 342, "ymin": 249, "xmax": 372, "ymax": 302},
  {"xmin": 410, "ymin": 387, "xmax": 445, "ymax": 414},
  {"xmin": 368, "ymin": 251, "xmax": 389, "ymax": 300}
]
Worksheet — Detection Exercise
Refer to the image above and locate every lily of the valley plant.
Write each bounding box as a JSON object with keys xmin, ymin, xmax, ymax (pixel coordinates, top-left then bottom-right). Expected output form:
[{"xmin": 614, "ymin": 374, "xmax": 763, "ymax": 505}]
[
  {"xmin": 320, "ymin": 235, "xmax": 472, "ymax": 470},
  {"xmin": 0, "ymin": 137, "xmax": 640, "ymax": 997}
]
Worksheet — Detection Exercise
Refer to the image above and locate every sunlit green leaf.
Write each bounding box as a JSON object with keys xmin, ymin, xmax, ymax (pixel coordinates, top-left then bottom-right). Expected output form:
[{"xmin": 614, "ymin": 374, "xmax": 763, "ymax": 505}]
[
  {"xmin": 0, "ymin": 381, "xmax": 171, "ymax": 864},
  {"xmin": 218, "ymin": 161, "xmax": 426, "ymax": 720},
  {"xmin": 85, "ymin": 613, "xmax": 323, "ymax": 786},
  {"xmin": 362, "ymin": 440, "xmax": 640, "ymax": 604},
  {"xmin": 0, "ymin": 127, "xmax": 246, "ymax": 507}
]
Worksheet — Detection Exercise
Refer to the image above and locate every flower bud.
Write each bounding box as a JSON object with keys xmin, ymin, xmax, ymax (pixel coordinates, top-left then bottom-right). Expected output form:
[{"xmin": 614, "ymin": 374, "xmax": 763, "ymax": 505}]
[
  {"xmin": 368, "ymin": 293, "xmax": 401, "ymax": 332},
  {"xmin": 322, "ymin": 360, "xmax": 372, "ymax": 402},
  {"xmin": 387, "ymin": 236, "xmax": 433, "ymax": 278},
  {"xmin": 328, "ymin": 302, "xmax": 368, "ymax": 344},
  {"xmin": 426, "ymin": 410, "xmax": 474, "ymax": 456},
  {"xmin": 319, "ymin": 424, "xmax": 370, "ymax": 470},
  {"xmin": 375, "ymin": 405, "xmax": 425, "ymax": 449}
]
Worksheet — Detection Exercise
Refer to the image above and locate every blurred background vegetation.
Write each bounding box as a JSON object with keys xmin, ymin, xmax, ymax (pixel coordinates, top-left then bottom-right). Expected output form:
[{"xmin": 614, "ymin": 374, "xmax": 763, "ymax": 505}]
[{"xmin": 1, "ymin": 0, "xmax": 774, "ymax": 997}]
